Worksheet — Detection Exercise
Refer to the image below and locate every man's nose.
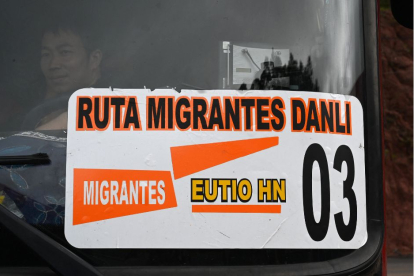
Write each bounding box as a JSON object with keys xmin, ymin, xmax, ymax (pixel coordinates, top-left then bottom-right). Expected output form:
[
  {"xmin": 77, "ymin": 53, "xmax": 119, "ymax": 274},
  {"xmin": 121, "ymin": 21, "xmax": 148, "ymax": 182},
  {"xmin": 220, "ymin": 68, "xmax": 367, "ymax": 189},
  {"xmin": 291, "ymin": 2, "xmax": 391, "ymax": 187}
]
[{"xmin": 48, "ymin": 54, "xmax": 63, "ymax": 70}]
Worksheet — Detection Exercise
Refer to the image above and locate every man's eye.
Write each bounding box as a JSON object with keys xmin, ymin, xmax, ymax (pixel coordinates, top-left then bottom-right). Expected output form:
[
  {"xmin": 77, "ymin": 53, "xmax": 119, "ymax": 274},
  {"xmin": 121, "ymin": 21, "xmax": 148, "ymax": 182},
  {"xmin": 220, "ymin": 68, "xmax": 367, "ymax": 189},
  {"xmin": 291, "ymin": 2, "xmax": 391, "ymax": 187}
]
[
  {"xmin": 41, "ymin": 52, "xmax": 50, "ymax": 58},
  {"xmin": 60, "ymin": 50, "xmax": 72, "ymax": 56}
]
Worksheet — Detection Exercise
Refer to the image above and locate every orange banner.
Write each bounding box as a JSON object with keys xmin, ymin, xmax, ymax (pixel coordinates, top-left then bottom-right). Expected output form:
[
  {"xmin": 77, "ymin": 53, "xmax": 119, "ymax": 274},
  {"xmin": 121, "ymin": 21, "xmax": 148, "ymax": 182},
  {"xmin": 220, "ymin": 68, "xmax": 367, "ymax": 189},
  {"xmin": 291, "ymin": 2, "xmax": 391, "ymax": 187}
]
[
  {"xmin": 73, "ymin": 169, "xmax": 177, "ymax": 225},
  {"xmin": 170, "ymin": 137, "xmax": 279, "ymax": 179}
]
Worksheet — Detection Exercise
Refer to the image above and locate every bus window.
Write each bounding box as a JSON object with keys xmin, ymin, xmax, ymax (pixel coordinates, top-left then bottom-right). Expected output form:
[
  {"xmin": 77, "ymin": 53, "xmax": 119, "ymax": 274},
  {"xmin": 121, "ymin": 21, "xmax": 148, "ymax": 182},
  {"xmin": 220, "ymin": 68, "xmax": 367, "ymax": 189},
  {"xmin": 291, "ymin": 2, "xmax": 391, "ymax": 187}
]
[{"xmin": 0, "ymin": 1, "xmax": 385, "ymax": 275}]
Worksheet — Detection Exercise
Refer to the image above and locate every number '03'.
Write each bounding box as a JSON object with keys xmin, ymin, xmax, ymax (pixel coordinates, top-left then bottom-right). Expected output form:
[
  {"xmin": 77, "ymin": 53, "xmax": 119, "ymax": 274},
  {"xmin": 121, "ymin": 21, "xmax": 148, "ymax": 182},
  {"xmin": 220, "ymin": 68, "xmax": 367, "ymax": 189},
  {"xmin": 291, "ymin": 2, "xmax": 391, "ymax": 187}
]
[{"xmin": 302, "ymin": 144, "xmax": 357, "ymax": 242}]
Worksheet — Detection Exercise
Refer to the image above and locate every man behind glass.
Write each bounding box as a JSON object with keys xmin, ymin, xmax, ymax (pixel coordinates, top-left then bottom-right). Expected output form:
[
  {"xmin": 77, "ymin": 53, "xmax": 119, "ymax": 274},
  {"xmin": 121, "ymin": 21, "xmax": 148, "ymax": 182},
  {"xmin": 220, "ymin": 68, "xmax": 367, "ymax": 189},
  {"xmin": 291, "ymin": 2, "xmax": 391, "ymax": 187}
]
[{"xmin": 36, "ymin": 18, "xmax": 102, "ymax": 130}]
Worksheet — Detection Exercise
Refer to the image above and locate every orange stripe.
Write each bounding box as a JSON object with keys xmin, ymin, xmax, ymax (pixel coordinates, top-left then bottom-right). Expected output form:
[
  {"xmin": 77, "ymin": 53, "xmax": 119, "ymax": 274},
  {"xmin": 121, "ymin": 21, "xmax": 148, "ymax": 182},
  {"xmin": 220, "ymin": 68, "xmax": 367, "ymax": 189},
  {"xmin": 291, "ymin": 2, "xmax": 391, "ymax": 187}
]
[
  {"xmin": 170, "ymin": 137, "xmax": 279, "ymax": 179},
  {"xmin": 192, "ymin": 205, "xmax": 281, "ymax": 213}
]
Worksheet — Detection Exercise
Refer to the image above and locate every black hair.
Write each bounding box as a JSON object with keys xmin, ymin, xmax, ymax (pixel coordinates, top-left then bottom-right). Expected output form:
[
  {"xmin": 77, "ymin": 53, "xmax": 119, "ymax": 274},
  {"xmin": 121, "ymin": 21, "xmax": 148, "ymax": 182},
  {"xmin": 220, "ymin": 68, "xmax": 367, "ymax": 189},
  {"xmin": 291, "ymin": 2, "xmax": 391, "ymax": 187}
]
[{"xmin": 41, "ymin": 9, "xmax": 102, "ymax": 54}]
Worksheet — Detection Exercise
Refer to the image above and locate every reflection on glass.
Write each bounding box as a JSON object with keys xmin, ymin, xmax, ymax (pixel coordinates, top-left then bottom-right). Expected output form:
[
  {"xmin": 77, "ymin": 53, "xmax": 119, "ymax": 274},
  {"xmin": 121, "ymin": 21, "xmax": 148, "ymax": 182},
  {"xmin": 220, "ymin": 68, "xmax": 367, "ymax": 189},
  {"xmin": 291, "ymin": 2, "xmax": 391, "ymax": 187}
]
[{"xmin": 0, "ymin": 0, "xmax": 365, "ymax": 267}]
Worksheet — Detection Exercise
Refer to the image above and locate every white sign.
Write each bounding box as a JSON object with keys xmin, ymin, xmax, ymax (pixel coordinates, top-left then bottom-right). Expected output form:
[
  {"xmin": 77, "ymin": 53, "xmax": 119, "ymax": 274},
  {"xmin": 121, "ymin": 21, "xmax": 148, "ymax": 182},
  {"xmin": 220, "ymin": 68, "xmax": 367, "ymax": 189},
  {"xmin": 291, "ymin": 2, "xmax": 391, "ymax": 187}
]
[
  {"xmin": 232, "ymin": 45, "xmax": 289, "ymax": 85},
  {"xmin": 65, "ymin": 89, "xmax": 367, "ymax": 249}
]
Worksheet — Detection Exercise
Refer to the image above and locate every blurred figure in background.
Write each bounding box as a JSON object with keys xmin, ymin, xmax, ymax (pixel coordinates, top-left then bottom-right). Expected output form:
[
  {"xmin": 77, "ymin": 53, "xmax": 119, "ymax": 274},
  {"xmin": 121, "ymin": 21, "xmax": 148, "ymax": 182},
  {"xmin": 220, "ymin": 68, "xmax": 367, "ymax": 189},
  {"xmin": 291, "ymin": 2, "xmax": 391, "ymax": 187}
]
[{"xmin": 35, "ymin": 17, "xmax": 102, "ymax": 130}]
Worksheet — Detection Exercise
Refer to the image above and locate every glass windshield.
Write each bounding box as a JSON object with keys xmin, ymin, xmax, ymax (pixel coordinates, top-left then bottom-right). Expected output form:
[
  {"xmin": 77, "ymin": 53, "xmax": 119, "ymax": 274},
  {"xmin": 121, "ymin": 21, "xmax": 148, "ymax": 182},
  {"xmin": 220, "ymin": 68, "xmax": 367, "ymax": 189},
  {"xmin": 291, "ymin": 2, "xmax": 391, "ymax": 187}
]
[
  {"xmin": 0, "ymin": 0, "xmax": 366, "ymax": 267},
  {"xmin": 0, "ymin": 0, "xmax": 364, "ymax": 132}
]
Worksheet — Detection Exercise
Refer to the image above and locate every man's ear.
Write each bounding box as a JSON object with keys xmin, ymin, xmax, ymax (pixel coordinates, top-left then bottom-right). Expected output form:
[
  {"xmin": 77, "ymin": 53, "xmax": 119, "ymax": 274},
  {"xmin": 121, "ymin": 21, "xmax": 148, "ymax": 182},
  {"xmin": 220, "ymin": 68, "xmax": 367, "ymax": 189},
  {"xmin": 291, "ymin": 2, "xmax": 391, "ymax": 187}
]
[{"xmin": 89, "ymin": 49, "xmax": 102, "ymax": 70}]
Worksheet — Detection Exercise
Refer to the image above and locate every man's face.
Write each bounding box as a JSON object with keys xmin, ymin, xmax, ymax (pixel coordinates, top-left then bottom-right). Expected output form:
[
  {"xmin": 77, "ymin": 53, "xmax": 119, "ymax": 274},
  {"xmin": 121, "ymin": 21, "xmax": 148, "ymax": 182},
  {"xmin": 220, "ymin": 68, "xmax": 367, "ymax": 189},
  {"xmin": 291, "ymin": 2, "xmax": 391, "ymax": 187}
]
[{"xmin": 41, "ymin": 30, "xmax": 96, "ymax": 96}]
